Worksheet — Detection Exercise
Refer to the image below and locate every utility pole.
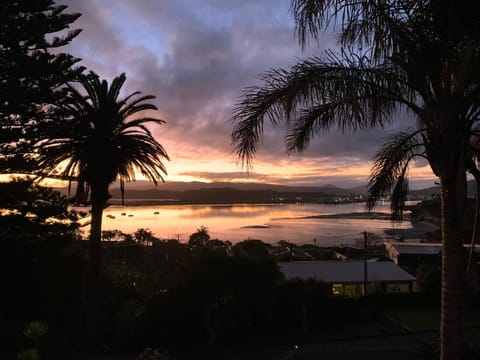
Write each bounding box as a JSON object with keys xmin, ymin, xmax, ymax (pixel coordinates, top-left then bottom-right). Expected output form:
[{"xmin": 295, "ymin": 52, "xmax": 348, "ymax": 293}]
[{"xmin": 364, "ymin": 231, "xmax": 368, "ymax": 296}]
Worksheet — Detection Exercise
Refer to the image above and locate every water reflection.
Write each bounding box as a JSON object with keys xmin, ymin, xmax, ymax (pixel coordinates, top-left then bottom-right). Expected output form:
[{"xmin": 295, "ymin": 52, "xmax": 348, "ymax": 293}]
[
  {"xmin": 96, "ymin": 202, "xmax": 416, "ymax": 246},
  {"xmin": 178, "ymin": 204, "xmax": 276, "ymax": 218}
]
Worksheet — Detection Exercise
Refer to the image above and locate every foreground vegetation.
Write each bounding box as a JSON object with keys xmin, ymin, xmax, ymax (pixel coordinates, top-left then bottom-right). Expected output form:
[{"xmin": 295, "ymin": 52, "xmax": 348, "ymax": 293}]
[
  {"xmin": 1, "ymin": 180, "xmax": 478, "ymax": 359},
  {"xmin": 3, "ymin": 1, "xmax": 480, "ymax": 359}
]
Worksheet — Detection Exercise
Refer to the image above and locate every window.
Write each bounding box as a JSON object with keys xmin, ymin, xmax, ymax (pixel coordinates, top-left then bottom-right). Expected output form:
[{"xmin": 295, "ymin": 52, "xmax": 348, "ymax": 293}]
[
  {"xmin": 332, "ymin": 283, "xmax": 343, "ymax": 296},
  {"xmin": 332, "ymin": 283, "xmax": 364, "ymax": 297}
]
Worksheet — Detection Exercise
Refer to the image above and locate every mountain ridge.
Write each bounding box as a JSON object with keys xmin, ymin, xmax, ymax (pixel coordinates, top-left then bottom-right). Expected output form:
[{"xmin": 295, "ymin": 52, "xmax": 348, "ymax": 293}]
[
  {"xmin": 80, "ymin": 181, "xmax": 368, "ymax": 196},
  {"xmin": 55, "ymin": 180, "xmax": 452, "ymax": 203}
]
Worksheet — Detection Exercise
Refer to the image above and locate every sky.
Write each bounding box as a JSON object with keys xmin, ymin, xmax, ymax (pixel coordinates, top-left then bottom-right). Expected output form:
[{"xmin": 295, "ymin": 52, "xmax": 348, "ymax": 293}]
[{"xmin": 58, "ymin": 0, "xmax": 436, "ymax": 189}]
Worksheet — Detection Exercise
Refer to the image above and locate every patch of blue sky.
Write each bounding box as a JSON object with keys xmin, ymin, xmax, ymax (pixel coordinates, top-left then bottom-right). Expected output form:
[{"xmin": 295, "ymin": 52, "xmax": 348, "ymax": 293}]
[{"xmin": 108, "ymin": 8, "xmax": 167, "ymax": 59}]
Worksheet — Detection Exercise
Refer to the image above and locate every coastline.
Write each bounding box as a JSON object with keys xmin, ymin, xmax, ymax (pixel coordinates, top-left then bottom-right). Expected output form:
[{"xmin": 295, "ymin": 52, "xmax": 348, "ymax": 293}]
[
  {"xmin": 107, "ymin": 198, "xmax": 372, "ymax": 207},
  {"xmin": 99, "ymin": 201, "xmax": 439, "ymax": 244},
  {"xmin": 275, "ymin": 211, "xmax": 394, "ymax": 220},
  {"xmin": 274, "ymin": 211, "xmax": 440, "ymax": 242}
]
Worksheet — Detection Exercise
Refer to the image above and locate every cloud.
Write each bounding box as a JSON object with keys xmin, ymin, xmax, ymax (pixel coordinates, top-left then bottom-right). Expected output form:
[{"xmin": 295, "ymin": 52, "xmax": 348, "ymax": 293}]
[{"xmin": 58, "ymin": 0, "xmax": 433, "ymax": 187}]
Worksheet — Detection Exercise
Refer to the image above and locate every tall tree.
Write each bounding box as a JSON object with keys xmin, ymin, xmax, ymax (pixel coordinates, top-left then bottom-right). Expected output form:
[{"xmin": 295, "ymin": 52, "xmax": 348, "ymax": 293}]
[
  {"xmin": 35, "ymin": 71, "xmax": 170, "ymax": 344},
  {"xmin": 231, "ymin": 1, "xmax": 480, "ymax": 358},
  {"xmin": 0, "ymin": 0, "xmax": 83, "ymax": 172}
]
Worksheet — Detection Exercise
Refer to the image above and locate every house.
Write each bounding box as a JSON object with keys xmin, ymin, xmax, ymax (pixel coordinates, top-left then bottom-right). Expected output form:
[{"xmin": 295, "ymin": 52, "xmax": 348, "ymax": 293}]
[
  {"xmin": 385, "ymin": 242, "xmax": 441, "ymax": 275},
  {"xmin": 385, "ymin": 241, "xmax": 480, "ymax": 276},
  {"xmin": 279, "ymin": 260, "xmax": 415, "ymax": 297}
]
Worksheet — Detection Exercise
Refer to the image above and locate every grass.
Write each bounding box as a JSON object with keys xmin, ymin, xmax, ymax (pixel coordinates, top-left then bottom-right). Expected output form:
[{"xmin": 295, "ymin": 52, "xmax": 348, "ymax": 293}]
[
  {"xmin": 382, "ymin": 306, "xmax": 440, "ymax": 332},
  {"xmin": 381, "ymin": 305, "xmax": 480, "ymax": 332}
]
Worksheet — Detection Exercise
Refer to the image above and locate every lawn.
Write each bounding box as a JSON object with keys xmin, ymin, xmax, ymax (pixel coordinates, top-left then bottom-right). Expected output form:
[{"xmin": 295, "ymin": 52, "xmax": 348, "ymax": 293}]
[{"xmin": 382, "ymin": 305, "xmax": 480, "ymax": 332}]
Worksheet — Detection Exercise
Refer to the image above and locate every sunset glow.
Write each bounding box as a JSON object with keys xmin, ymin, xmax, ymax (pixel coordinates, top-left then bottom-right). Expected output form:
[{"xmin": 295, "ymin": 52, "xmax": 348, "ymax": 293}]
[{"xmin": 51, "ymin": 1, "xmax": 438, "ymax": 189}]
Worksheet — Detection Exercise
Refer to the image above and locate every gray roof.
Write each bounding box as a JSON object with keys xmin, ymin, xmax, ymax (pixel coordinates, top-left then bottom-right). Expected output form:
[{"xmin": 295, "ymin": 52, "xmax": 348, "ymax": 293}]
[
  {"xmin": 279, "ymin": 261, "xmax": 415, "ymax": 283},
  {"xmin": 392, "ymin": 245, "xmax": 441, "ymax": 255},
  {"xmin": 386, "ymin": 242, "xmax": 480, "ymax": 255}
]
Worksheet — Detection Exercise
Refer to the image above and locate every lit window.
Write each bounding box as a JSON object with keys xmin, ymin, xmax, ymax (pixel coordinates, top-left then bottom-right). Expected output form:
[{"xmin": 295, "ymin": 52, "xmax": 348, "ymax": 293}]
[{"xmin": 332, "ymin": 283, "xmax": 343, "ymax": 296}]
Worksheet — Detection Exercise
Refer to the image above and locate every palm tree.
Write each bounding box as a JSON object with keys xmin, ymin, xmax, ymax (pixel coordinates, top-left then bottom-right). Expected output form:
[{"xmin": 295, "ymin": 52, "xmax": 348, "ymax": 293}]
[
  {"xmin": 231, "ymin": 1, "xmax": 480, "ymax": 358},
  {"xmin": 189, "ymin": 226, "xmax": 211, "ymax": 248},
  {"xmin": 35, "ymin": 71, "xmax": 169, "ymax": 344}
]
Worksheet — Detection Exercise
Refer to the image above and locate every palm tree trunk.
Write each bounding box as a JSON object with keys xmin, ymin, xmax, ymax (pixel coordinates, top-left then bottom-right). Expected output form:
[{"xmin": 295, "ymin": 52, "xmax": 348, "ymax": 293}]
[
  {"xmin": 440, "ymin": 168, "xmax": 466, "ymax": 359},
  {"xmin": 466, "ymin": 166, "xmax": 480, "ymax": 284},
  {"xmin": 85, "ymin": 193, "xmax": 105, "ymax": 346}
]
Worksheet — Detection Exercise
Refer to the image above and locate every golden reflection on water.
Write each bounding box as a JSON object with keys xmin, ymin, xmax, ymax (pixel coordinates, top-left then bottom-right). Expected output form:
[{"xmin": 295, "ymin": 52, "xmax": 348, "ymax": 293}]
[{"xmin": 94, "ymin": 202, "xmax": 416, "ymax": 246}]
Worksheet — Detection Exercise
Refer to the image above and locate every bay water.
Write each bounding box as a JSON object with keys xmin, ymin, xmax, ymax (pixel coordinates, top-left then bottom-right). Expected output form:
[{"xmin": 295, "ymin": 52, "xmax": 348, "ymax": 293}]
[{"xmin": 90, "ymin": 201, "xmax": 424, "ymax": 246}]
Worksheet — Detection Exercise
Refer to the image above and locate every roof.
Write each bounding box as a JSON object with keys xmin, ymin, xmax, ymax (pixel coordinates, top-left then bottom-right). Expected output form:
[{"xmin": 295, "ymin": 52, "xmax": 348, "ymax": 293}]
[
  {"xmin": 391, "ymin": 245, "xmax": 441, "ymax": 255},
  {"xmin": 279, "ymin": 261, "xmax": 415, "ymax": 283},
  {"xmin": 385, "ymin": 242, "xmax": 480, "ymax": 256}
]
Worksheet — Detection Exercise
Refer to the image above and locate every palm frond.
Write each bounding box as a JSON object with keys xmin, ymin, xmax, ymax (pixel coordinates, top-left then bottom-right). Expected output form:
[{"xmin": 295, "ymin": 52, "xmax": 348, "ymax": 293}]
[
  {"xmin": 109, "ymin": 73, "xmax": 127, "ymax": 102},
  {"xmin": 290, "ymin": 0, "xmax": 341, "ymax": 49},
  {"xmin": 367, "ymin": 128, "xmax": 426, "ymax": 212},
  {"xmin": 291, "ymin": 0, "xmax": 421, "ymax": 60},
  {"xmin": 232, "ymin": 53, "xmax": 411, "ymax": 166},
  {"xmin": 120, "ymin": 102, "xmax": 158, "ymax": 119},
  {"xmin": 389, "ymin": 167, "xmax": 409, "ymax": 220}
]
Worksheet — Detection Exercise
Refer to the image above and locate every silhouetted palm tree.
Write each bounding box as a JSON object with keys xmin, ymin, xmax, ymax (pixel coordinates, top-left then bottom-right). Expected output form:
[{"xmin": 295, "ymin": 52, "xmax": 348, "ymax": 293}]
[
  {"xmin": 35, "ymin": 71, "xmax": 169, "ymax": 344},
  {"xmin": 231, "ymin": 1, "xmax": 480, "ymax": 358},
  {"xmin": 188, "ymin": 226, "xmax": 211, "ymax": 248}
]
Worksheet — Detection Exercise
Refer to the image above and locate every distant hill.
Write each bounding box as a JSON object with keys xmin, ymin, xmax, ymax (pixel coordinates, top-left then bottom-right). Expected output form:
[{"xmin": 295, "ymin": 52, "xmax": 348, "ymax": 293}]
[
  {"xmin": 107, "ymin": 181, "xmax": 368, "ymax": 202},
  {"xmin": 56, "ymin": 181, "xmax": 368, "ymax": 204},
  {"xmin": 58, "ymin": 179, "xmax": 477, "ymax": 204},
  {"xmin": 108, "ymin": 186, "xmax": 335, "ymax": 204},
  {"xmin": 58, "ymin": 181, "xmax": 367, "ymax": 195},
  {"xmin": 119, "ymin": 181, "xmax": 368, "ymax": 195},
  {"xmin": 409, "ymin": 185, "xmax": 440, "ymax": 198},
  {"xmin": 408, "ymin": 180, "xmax": 476, "ymax": 198}
]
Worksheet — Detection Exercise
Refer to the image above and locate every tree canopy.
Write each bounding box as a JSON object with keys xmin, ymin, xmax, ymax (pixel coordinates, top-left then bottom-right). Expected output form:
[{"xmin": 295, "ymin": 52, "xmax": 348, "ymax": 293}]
[{"xmin": 0, "ymin": 0, "xmax": 83, "ymax": 173}]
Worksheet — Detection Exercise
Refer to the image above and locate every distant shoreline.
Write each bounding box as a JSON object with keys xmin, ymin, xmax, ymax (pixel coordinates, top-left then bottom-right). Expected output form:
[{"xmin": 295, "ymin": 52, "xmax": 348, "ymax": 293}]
[
  {"xmin": 106, "ymin": 198, "xmax": 371, "ymax": 207},
  {"xmin": 274, "ymin": 211, "xmax": 395, "ymax": 221}
]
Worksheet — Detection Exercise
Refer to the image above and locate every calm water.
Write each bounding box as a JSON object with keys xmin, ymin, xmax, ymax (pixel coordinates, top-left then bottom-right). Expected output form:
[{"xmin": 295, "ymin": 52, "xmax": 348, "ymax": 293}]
[{"xmin": 88, "ymin": 201, "xmax": 417, "ymax": 246}]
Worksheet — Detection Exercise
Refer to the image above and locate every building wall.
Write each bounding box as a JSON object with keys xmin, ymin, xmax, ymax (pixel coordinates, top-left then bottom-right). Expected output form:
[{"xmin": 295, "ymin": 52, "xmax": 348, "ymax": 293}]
[{"xmin": 331, "ymin": 281, "xmax": 412, "ymax": 297}]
